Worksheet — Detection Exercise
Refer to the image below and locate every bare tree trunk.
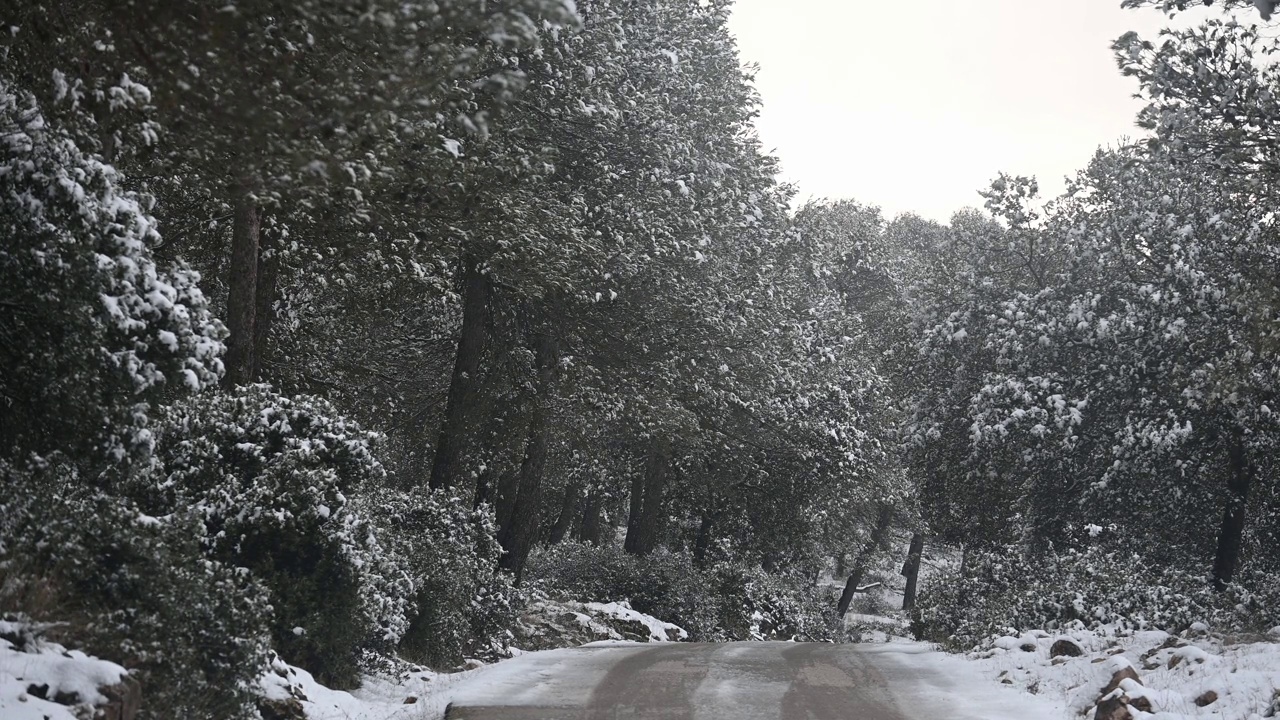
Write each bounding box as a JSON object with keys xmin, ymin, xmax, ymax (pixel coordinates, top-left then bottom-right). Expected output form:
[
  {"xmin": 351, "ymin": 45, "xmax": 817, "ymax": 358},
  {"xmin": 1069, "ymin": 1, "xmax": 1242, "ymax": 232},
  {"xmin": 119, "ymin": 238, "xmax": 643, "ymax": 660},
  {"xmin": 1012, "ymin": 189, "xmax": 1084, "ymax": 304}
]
[
  {"xmin": 429, "ymin": 255, "xmax": 490, "ymax": 491},
  {"xmin": 837, "ymin": 504, "xmax": 894, "ymax": 617},
  {"xmin": 223, "ymin": 183, "xmax": 260, "ymax": 387},
  {"xmin": 497, "ymin": 333, "xmax": 558, "ymax": 581},
  {"xmin": 577, "ymin": 489, "xmax": 603, "ymax": 545},
  {"xmin": 901, "ymin": 533, "xmax": 925, "ymax": 610},
  {"xmin": 624, "ymin": 437, "xmax": 670, "ymax": 555},
  {"xmin": 1213, "ymin": 428, "xmax": 1254, "ymax": 590},
  {"xmin": 548, "ymin": 481, "xmax": 581, "ymax": 544}
]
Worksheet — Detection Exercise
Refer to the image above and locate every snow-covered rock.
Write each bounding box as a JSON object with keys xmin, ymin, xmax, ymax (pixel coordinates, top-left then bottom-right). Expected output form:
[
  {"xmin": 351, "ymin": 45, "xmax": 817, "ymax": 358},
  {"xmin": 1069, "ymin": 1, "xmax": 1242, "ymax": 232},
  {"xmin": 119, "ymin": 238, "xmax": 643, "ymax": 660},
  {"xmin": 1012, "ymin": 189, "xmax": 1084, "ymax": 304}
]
[
  {"xmin": 583, "ymin": 601, "xmax": 688, "ymax": 643},
  {"xmin": 510, "ymin": 597, "xmax": 687, "ymax": 650}
]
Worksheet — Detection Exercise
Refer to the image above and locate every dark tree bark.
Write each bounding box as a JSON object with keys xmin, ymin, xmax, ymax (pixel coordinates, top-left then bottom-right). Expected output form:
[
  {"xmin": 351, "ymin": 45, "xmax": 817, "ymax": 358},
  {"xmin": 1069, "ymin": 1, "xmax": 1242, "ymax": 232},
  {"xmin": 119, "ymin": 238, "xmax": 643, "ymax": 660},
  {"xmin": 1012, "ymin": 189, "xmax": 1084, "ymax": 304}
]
[
  {"xmin": 577, "ymin": 489, "xmax": 603, "ymax": 545},
  {"xmin": 837, "ymin": 504, "xmax": 894, "ymax": 617},
  {"xmin": 497, "ymin": 332, "xmax": 558, "ymax": 581},
  {"xmin": 548, "ymin": 481, "xmax": 581, "ymax": 544},
  {"xmin": 473, "ymin": 465, "xmax": 494, "ymax": 511},
  {"xmin": 901, "ymin": 533, "xmax": 925, "ymax": 610},
  {"xmin": 252, "ymin": 223, "xmax": 278, "ymax": 378},
  {"xmin": 429, "ymin": 255, "xmax": 491, "ymax": 491},
  {"xmin": 624, "ymin": 437, "xmax": 670, "ymax": 555},
  {"xmin": 493, "ymin": 469, "xmax": 520, "ymax": 531},
  {"xmin": 693, "ymin": 511, "xmax": 717, "ymax": 567},
  {"xmin": 223, "ymin": 184, "xmax": 260, "ymax": 387},
  {"xmin": 1213, "ymin": 428, "xmax": 1254, "ymax": 590}
]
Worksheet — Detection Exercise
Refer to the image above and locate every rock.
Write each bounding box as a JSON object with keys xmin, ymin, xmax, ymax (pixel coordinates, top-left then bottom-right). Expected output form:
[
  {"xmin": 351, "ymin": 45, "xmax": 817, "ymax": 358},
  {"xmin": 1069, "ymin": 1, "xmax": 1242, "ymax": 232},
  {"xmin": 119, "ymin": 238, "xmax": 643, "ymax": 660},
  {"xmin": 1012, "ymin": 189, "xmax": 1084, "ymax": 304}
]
[
  {"xmin": 1001, "ymin": 678, "xmax": 1013, "ymax": 685},
  {"xmin": 1129, "ymin": 694, "xmax": 1152, "ymax": 713},
  {"xmin": 259, "ymin": 697, "xmax": 307, "ymax": 720},
  {"xmin": 1019, "ymin": 643, "xmax": 1037, "ymax": 652},
  {"xmin": 1049, "ymin": 639, "xmax": 1083, "ymax": 658},
  {"xmin": 403, "ymin": 696, "xmax": 418, "ymax": 705},
  {"xmin": 1094, "ymin": 697, "xmax": 1132, "ymax": 720},
  {"xmin": 100, "ymin": 676, "xmax": 143, "ymax": 720},
  {"xmin": 1168, "ymin": 654, "xmax": 1182, "ymax": 670},
  {"xmin": 1100, "ymin": 666, "xmax": 1142, "ymax": 700},
  {"xmin": 1051, "ymin": 657, "xmax": 1068, "ymax": 666},
  {"xmin": 1091, "ymin": 657, "xmax": 1108, "ymax": 664},
  {"xmin": 1195, "ymin": 690, "xmax": 1218, "ymax": 707}
]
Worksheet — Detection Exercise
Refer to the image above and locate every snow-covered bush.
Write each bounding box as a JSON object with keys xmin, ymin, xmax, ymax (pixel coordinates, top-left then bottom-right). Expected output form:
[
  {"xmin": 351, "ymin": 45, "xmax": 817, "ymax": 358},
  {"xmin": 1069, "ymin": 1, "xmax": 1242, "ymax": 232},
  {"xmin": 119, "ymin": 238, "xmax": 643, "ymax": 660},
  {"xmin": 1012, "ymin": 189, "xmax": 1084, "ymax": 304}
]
[
  {"xmin": 526, "ymin": 542, "xmax": 723, "ymax": 638},
  {"xmin": 356, "ymin": 487, "xmax": 515, "ymax": 667},
  {"xmin": 0, "ymin": 459, "xmax": 272, "ymax": 720},
  {"xmin": 0, "ymin": 77, "xmax": 224, "ymax": 472},
  {"xmin": 0, "ymin": 76, "xmax": 267, "ymax": 717},
  {"xmin": 142, "ymin": 384, "xmax": 391, "ymax": 688},
  {"xmin": 912, "ymin": 542, "xmax": 1280, "ymax": 651},
  {"xmin": 711, "ymin": 564, "xmax": 841, "ymax": 641},
  {"xmin": 525, "ymin": 542, "xmax": 838, "ymax": 641}
]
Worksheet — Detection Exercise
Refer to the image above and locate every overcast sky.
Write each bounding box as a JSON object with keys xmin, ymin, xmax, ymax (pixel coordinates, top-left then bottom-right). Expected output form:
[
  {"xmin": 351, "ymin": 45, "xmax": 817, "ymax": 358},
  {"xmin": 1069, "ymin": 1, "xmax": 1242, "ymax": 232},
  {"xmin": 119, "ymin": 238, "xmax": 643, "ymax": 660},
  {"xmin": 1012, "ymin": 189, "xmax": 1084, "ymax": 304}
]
[{"xmin": 727, "ymin": 0, "xmax": 1216, "ymax": 222}]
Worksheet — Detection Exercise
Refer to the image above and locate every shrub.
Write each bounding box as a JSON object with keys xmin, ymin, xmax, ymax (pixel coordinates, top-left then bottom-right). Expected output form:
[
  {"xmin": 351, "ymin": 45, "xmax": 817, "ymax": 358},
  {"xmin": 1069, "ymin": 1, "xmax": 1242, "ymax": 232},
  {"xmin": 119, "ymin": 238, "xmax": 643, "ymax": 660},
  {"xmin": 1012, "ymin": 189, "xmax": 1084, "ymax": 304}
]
[
  {"xmin": 0, "ymin": 78, "xmax": 223, "ymax": 472},
  {"xmin": 526, "ymin": 542, "xmax": 720, "ymax": 638},
  {"xmin": 359, "ymin": 487, "xmax": 516, "ymax": 667},
  {"xmin": 141, "ymin": 384, "xmax": 393, "ymax": 688},
  {"xmin": 912, "ymin": 541, "xmax": 1280, "ymax": 650},
  {"xmin": 740, "ymin": 567, "xmax": 841, "ymax": 640},
  {"xmin": 525, "ymin": 541, "xmax": 839, "ymax": 641},
  {"xmin": 0, "ymin": 459, "xmax": 272, "ymax": 720}
]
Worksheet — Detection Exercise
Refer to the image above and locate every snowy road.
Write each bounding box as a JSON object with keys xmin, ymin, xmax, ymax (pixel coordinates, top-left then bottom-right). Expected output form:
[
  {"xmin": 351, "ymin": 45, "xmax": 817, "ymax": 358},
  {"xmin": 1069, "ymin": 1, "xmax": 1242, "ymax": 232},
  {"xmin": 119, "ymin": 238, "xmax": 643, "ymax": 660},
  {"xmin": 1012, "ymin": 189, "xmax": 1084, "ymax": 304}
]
[{"xmin": 444, "ymin": 640, "xmax": 1064, "ymax": 719}]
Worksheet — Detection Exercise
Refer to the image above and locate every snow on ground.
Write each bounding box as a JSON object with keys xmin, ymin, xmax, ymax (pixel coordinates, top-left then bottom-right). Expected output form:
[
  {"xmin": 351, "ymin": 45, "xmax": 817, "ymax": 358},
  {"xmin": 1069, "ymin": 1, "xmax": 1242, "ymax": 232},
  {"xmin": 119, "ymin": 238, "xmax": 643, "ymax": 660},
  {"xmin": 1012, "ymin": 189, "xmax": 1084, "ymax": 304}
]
[
  {"xmin": 260, "ymin": 654, "xmax": 467, "ymax": 720},
  {"xmin": 0, "ymin": 621, "xmax": 129, "ymax": 720},
  {"xmin": 971, "ymin": 626, "xmax": 1280, "ymax": 719},
  {"xmin": 862, "ymin": 638, "xmax": 1068, "ymax": 718}
]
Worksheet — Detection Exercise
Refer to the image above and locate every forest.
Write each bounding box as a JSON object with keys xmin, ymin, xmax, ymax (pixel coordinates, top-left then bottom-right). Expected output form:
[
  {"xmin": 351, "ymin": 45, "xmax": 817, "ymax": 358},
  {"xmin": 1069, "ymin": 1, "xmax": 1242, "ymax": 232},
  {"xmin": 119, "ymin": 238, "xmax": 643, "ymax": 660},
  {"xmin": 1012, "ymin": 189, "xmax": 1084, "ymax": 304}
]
[{"xmin": 1, "ymin": 0, "xmax": 1277, "ymax": 717}]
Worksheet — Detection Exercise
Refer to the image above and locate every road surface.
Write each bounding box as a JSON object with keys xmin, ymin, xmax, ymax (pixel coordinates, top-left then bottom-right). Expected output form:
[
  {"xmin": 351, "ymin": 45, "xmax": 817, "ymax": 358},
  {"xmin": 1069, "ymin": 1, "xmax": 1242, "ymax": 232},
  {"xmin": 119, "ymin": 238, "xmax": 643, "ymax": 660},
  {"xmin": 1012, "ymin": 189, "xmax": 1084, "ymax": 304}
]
[{"xmin": 444, "ymin": 641, "xmax": 1060, "ymax": 719}]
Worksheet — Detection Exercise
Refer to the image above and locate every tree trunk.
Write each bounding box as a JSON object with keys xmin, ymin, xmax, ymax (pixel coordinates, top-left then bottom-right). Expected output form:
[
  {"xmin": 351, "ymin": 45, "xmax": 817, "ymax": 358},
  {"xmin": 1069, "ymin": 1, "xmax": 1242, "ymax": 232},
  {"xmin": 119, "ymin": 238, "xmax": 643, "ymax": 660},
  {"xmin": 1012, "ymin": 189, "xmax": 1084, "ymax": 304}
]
[
  {"xmin": 577, "ymin": 489, "xmax": 603, "ymax": 545},
  {"xmin": 223, "ymin": 183, "xmax": 260, "ymax": 387},
  {"xmin": 548, "ymin": 481, "xmax": 581, "ymax": 545},
  {"xmin": 693, "ymin": 511, "xmax": 716, "ymax": 567},
  {"xmin": 496, "ymin": 332, "xmax": 558, "ymax": 582},
  {"xmin": 493, "ymin": 468, "xmax": 521, "ymax": 531},
  {"xmin": 429, "ymin": 255, "xmax": 491, "ymax": 491},
  {"xmin": 251, "ymin": 223, "xmax": 278, "ymax": 380},
  {"xmin": 837, "ymin": 504, "xmax": 894, "ymax": 617},
  {"xmin": 1212, "ymin": 428, "xmax": 1254, "ymax": 590},
  {"xmin": 901, "ymin": 533, "xmax": 925, "ymax": 610},
  {"xmin": 624, "ymin": 437, "xmax": 670, "ymax": 555},
  {"xmin": 473, "ymin": 465, "xmax": 495, "ymax": 511}
]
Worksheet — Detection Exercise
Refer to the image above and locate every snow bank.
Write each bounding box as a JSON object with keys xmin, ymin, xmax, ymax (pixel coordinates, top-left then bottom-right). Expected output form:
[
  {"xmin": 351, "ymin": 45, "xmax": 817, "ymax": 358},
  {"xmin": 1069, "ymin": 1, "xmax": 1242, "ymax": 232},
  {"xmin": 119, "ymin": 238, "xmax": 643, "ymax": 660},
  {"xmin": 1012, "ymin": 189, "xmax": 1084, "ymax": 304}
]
[
  {"xmin": 260, "ymin": 654, "xmax": 486, "ymax": 720},
  {"xmin": 0, "ymin": 621, "xmax": 129, "ymax": 720},
  {"xmin": 861, "ymin": 639, "xmax": 1069, "ymax": 717},
  {"xmin": 970, "ymin": 626, "xmax": 1280, "ymax": 719},
  {"xmin": 583, "ymin": 601, "xmax": 688, "ymax": 642},
  {"xmin": 511, "ymin": 595, "xmax": 689, "ymax": 649}
]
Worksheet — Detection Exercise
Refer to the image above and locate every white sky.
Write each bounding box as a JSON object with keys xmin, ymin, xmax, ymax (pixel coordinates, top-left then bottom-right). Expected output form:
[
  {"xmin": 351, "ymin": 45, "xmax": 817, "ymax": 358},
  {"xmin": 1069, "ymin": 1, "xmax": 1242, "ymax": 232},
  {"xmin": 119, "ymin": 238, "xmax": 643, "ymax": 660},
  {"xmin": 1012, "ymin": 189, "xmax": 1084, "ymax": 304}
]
[{"xmin": 727, "ymin": 0, "xmax": 1217, "ymax": 222}]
